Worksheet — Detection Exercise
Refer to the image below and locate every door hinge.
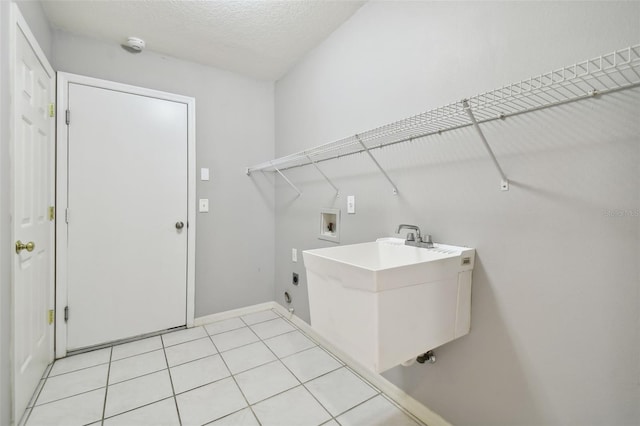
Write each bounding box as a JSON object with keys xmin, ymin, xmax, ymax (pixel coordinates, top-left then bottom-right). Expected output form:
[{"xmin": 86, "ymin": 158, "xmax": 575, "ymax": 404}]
[
  {"xmin": 48, "ymin": 206, "xmax": 55, "ymax": 221},
  {"xmin": 65, "ymin": 109, "xmax": 70, "ymax": 125},
  {"xmin": 64, "ymin": 306, "xmax": 69, "ymax": 322},
  {"xmin": 65, "ymin": 208, "xmax": 70, "ymax": 224},
  {"xmin": 49, "ymin": 103, "xmax": 55, "ymax": 118},
  {"xmin": 48, "ymin": 309, "xmax": 54, "ymax": 325}
]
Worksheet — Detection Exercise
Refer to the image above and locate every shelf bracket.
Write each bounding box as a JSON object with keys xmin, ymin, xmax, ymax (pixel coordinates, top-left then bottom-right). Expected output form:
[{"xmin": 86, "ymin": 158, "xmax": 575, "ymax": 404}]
[
  {"xmin": 273, "ymin": 165, "xmax": 301, "ymax": 196},
  {"xmin": 355, "ymin": 135, "xmax": 398, "ymax": 195},
  {"xmin": 306, "ymin": 155, "xmax": 339, "ymax": 196},
  {"xmin": 463, "ymin": 99, "xmax": 509, "ymax": 191}
]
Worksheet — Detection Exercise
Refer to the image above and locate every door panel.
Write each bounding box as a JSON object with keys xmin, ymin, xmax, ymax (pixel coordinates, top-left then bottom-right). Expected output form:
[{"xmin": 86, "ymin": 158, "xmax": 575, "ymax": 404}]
[
  {"xmin": 12, "ymin": 20, "xmax": 54, "ymax": 420},
  {"xmin": 66, "ymin": 83, "xmax": 188, "ymax": 350}
]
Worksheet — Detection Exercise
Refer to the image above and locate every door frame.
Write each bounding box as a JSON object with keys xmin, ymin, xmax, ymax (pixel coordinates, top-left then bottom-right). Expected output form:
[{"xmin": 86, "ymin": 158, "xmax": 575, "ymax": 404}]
[
  {"xmin": 55, "ymin": 73, "xmax": 196, "ymax": 358},
  {"xmin": 9, "ymin": 3, "xmax": 56, "ymax": 421}
]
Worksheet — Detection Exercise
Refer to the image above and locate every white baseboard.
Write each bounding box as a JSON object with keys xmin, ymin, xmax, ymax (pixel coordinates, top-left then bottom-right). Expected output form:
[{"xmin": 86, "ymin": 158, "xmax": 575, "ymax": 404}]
[
  {"xmin": 197, "ymin": 301, "xmax": 451, "ymax": 426},
  {"xmin": 194, "ymin": 302, "xmax": 276, "ymax": 326},
  {"xmin": 270, "ymin": 303, "xmax": 451, "ymax": 426}
]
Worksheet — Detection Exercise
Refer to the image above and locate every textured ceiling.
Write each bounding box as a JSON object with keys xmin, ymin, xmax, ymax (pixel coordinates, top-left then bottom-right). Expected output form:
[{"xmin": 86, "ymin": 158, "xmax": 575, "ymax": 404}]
[{"xmin": 41, "ymin": 0, "xmax": 365, "ymax": 80}]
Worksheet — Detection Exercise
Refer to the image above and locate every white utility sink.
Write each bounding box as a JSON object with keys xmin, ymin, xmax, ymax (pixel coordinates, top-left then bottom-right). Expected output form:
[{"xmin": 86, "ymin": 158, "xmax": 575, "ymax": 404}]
[{"xmin": 303, "ymin": 237, "xmax": 475, "ymax": 373}]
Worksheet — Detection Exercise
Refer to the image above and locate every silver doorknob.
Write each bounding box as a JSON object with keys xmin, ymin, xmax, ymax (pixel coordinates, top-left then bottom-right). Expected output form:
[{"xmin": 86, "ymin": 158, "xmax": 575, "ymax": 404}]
[{"xmin": 175, "ymin": 221, "xmax": 184, "ymax": 230}]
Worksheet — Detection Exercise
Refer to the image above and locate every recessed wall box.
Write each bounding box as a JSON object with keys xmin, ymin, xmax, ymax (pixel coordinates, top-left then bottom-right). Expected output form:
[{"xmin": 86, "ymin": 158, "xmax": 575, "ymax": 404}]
[{"xmin": 319, "ymin": 208, "xmax": 340, "ymax": 243}]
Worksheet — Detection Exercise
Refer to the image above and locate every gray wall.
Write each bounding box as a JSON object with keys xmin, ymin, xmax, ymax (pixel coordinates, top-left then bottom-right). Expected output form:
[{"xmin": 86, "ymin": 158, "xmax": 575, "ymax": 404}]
[
  {"xmin": 274, "ymin": 2, "xmax": 640, "ymax": 425},
  {"xmin": 1, "ymin": 2, "xmax": 53, "ymax": 424},
  {"xmin": 15, "ymin": 0, "xmax": 52, "ymax": 59},
  {"xmin": 52, "ymin": 31, "xmax": 276, "ymax": 317}
]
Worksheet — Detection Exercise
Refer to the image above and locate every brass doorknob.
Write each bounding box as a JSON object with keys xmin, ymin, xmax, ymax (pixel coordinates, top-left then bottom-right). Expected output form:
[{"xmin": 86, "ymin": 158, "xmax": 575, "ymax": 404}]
[
  {"xmin": 175, "ymin": 222, "xmax": 184, "ymax": 230},
  {"xmin": 15, "ymin": 240, "xmax": 35, "ymax": 254}
]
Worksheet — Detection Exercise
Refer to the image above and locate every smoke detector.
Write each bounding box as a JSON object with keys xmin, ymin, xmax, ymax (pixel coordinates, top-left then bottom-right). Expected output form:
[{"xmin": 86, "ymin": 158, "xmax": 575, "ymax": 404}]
[{"xmin": 122, "ymin": 37, "xmax": 145, "ymax": 52}]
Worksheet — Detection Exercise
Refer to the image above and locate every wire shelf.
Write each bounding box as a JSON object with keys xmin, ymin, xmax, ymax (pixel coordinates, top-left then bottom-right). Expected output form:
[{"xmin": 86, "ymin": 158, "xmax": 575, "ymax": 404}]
[{"xmin": 247, "ymin": 44, "xmax": 640, "ymax": 190}]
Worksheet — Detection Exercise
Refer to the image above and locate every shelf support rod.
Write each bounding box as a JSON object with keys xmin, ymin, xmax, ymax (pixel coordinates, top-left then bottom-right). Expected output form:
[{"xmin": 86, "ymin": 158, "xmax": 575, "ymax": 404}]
[
  {"xmin": 273, "ymin": 164, "xmax": 301, "ymax": 196},
  {"xmin": 355, "ymin": 135, "xmax": 398, "ymax": 195},
  {"xmin": 306, "ymin": 155, "xmax": 339, "ymax": 196},
  {"xmin": 462, "ymin": 99, "xmax": 509, "ymax": 191}
]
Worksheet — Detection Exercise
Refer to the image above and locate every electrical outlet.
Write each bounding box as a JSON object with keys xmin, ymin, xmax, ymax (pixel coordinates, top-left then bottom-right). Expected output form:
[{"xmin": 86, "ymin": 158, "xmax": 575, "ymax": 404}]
[
  {"xmin": 199, "ymin": 199, "xmax": 209, "ymax": 212},
  {"xmin": 292, "ymin": 272, "xmax": 299, "ymax": 285},
  {"xmin": 292, "ymin": 248, "xmax": 297, "ymax": 262},
  {"xmin": 347, "ymin": 195, "xmax": 355, "ymax": 214}
]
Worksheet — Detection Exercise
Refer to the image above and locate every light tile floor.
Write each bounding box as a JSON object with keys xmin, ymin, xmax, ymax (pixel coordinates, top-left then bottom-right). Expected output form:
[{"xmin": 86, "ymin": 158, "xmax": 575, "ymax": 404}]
[{"xmin": 21, "ymin": 308, "xmax": 425, "ymax": 426}]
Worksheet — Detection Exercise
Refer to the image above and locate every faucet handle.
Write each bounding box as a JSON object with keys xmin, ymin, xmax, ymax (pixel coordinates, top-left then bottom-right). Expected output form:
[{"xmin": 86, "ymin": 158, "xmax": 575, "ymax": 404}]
[
  {"xmin": 406, "ymin": 232, "xmax": 415, "ymax": 242},
  {"xmin": 421, "ymin": 234, "xmax": 434, "ymax": 248}
]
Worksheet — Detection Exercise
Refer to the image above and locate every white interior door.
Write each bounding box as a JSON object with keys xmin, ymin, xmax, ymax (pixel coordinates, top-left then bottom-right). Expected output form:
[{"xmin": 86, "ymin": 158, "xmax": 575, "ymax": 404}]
[
  {"xmin": 64, "ymin": 82, "xmax": 189, "ymax": 350},
  {"xmin": 10, "ymin": 5, "xmax": 55, "ymax": 421}
]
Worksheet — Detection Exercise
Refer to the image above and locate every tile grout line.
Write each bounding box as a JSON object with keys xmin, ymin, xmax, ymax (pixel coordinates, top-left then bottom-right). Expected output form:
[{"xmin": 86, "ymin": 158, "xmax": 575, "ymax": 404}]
[
  {"xmin": 23, "ymin": 362, "xmax": 51, "ymax": 414},
  {"xmin": 34, "ymin": 363, "xmax": 167, "ymax": 408},
  {"xmin": 249, "ymin": 311, "xmax": 403, "ymax": 425},
  {"xmin": 378, "ymin": 393, "xmax": 428, "ymax": 426},
  {"xmin": 19, "ymin": 376, "xmax": 43, "ymax": 426},
  {"xmin": 46, "ymin": 361, "xmax": 111, "ymax": 379},
  {"xmin": 43, "ymin": 362, "xmax": 54, "ymax": 379},
  {"xmin": 160, "ymin": 334, "xmax": 183, "ymax": 426},
  {"xmin": 48, "ymin": 340, "xmax": 165, "ymax": 379},
  {"xmin": 200, "ymin": 406, "xmax": 256, "ymax": 426},
  {"xmin": 17, "ymin": 408, "xmax": 32, "ymax": 426},
  {"xmin": 163, "ymin": 334, "xmax": 211, "ymax": 349},
  {"xmin": 277, "ymin": 314, "xmax": 329, "ymax": 350},
  {"xmin": 343, "ymin": 364, "xmax": 383, "ymax": 393},
  {"xmin": 107, "ymin": 365, "xmax": 168, "ymax": 387},
  {"xmin": 101, "ymin": 396, "xmax": 176, "ymax": 423},
  {"xmin": 100, "ymin": 347, "xmax": 114, "ymax": 425},
  {"xmin": 276, "ymin": 314, "xmax": 423, "ymax": 425},
  {"xmin": 111, "ymin": 345, "xmax": 163, "ymax": 362},
  {"xmin": 205, "ymin": 311, "xmax": 281, "ymax": 335},
  {"xmin": 299, "ymin": 364, "xmax": 344, "ymax": 386},
  {"xmin": 19, "ymin": 312, "xmax": 274, "ymax": 425},
  {"xmin": 173, "ymin": 375, "xmax": 230, "ymax": 397},
  {"xmin": 65, "ymin": 327, "xmax": 186, "ymax": 357},
  {"xmin": 277, "ymin": 315, "xmax": 349, "ymax": 369},
  {"xmin": 243, "ymin": 316, "xmax": 341, "ymax": 425},
  {"xmin": 20, "ymin": 357, "xmax": 54, "ymax": 425},
  {"xmin": 163, "ymin": 352, "xmax": 336, "ymax": 400},
  {"xmin": 210, "ymin": 331, "xmax": 321, "ymax": 365},
  {"xmin": 272, "ymin": 315, "xmax": 422, "ymax": 426},
  {"xmin": 22, "ymin": 312, "xmax": 282, "ymax": 425},
  {"xmin": 328, "ymin": 392, "xmax": 381, "ymax": 421},
  {"xmin": 28, "ymin": 386, "xmax": 106, "ymax": 409},
  {"xmin": 206, "ymin": 328, "xmax": 263, "ymax": 426},
  {"xmin": 27, "ymin": 309, "xmax": 422, "ymax": 426},
  {"xmin": 208, "ymin": 314, "xmax": 321, "ymax": 410}
]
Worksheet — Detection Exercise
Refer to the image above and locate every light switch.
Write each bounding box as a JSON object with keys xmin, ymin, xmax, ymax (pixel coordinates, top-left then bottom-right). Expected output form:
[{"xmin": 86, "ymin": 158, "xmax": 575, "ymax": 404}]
[
  {"xmin": 347, "ymin": 195, "xmax": 356, "ymax": 214},
  {"xmin": 199, "ymin": 199, "xmax": 209, "ymax": 213},
  {"xmin": 200, "ymin": 168, "xmax": 210, "ymax": 181},
  {"xmin": 292, "ymin": 248, "xmax": 298, "ymax": 262}
]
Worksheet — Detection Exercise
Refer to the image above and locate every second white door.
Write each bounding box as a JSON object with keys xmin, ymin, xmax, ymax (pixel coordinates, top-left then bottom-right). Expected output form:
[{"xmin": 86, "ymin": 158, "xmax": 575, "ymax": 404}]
[
  {"xmin": 11, "ymin": 5, "xmax": 55, "ymax": 419},
  {"xmin": 64, "ymin": 81, "xmax": 189, "ymax": 350}
]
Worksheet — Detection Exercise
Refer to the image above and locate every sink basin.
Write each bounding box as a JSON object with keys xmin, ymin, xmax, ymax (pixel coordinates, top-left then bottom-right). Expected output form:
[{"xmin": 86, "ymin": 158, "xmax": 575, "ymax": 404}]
[
  {"xmin": 303, "ymin": 237, "xmax": 475, "ymax": 372},
  {"xmin": 303, "ymin": 237, "xmax": 474, "ymax": 292}
]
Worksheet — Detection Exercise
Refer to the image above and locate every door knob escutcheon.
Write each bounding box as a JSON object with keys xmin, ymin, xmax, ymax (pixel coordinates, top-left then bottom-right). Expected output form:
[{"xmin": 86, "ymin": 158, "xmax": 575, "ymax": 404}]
[{"xmin": 15, "ymin": 240, "xmax": 35, "ymax": 254}]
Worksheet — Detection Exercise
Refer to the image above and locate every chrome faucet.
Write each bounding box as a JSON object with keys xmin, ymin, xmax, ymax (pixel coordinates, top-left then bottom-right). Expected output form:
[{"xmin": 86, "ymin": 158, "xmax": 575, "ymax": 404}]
[
  {"xmin": 396, "ymin": 224, "xmax": 421, "ymax": 241},
  {"xmin": 396, "ymin": 224, "xmax": 434, "ymax": 249}
]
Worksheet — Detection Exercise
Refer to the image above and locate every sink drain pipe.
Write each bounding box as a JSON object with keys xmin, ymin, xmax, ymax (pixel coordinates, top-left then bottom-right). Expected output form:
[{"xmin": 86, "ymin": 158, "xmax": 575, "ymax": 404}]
[{"xmin": 402, "ymin": 350, "xmax": 436, "ymax": 367}]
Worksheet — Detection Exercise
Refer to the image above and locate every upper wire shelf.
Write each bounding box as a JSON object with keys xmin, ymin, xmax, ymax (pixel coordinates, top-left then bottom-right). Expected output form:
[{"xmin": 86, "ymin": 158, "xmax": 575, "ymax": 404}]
[{"xmin": 246, "ymin": 44, "xmax": 640, "ymax": 193}]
